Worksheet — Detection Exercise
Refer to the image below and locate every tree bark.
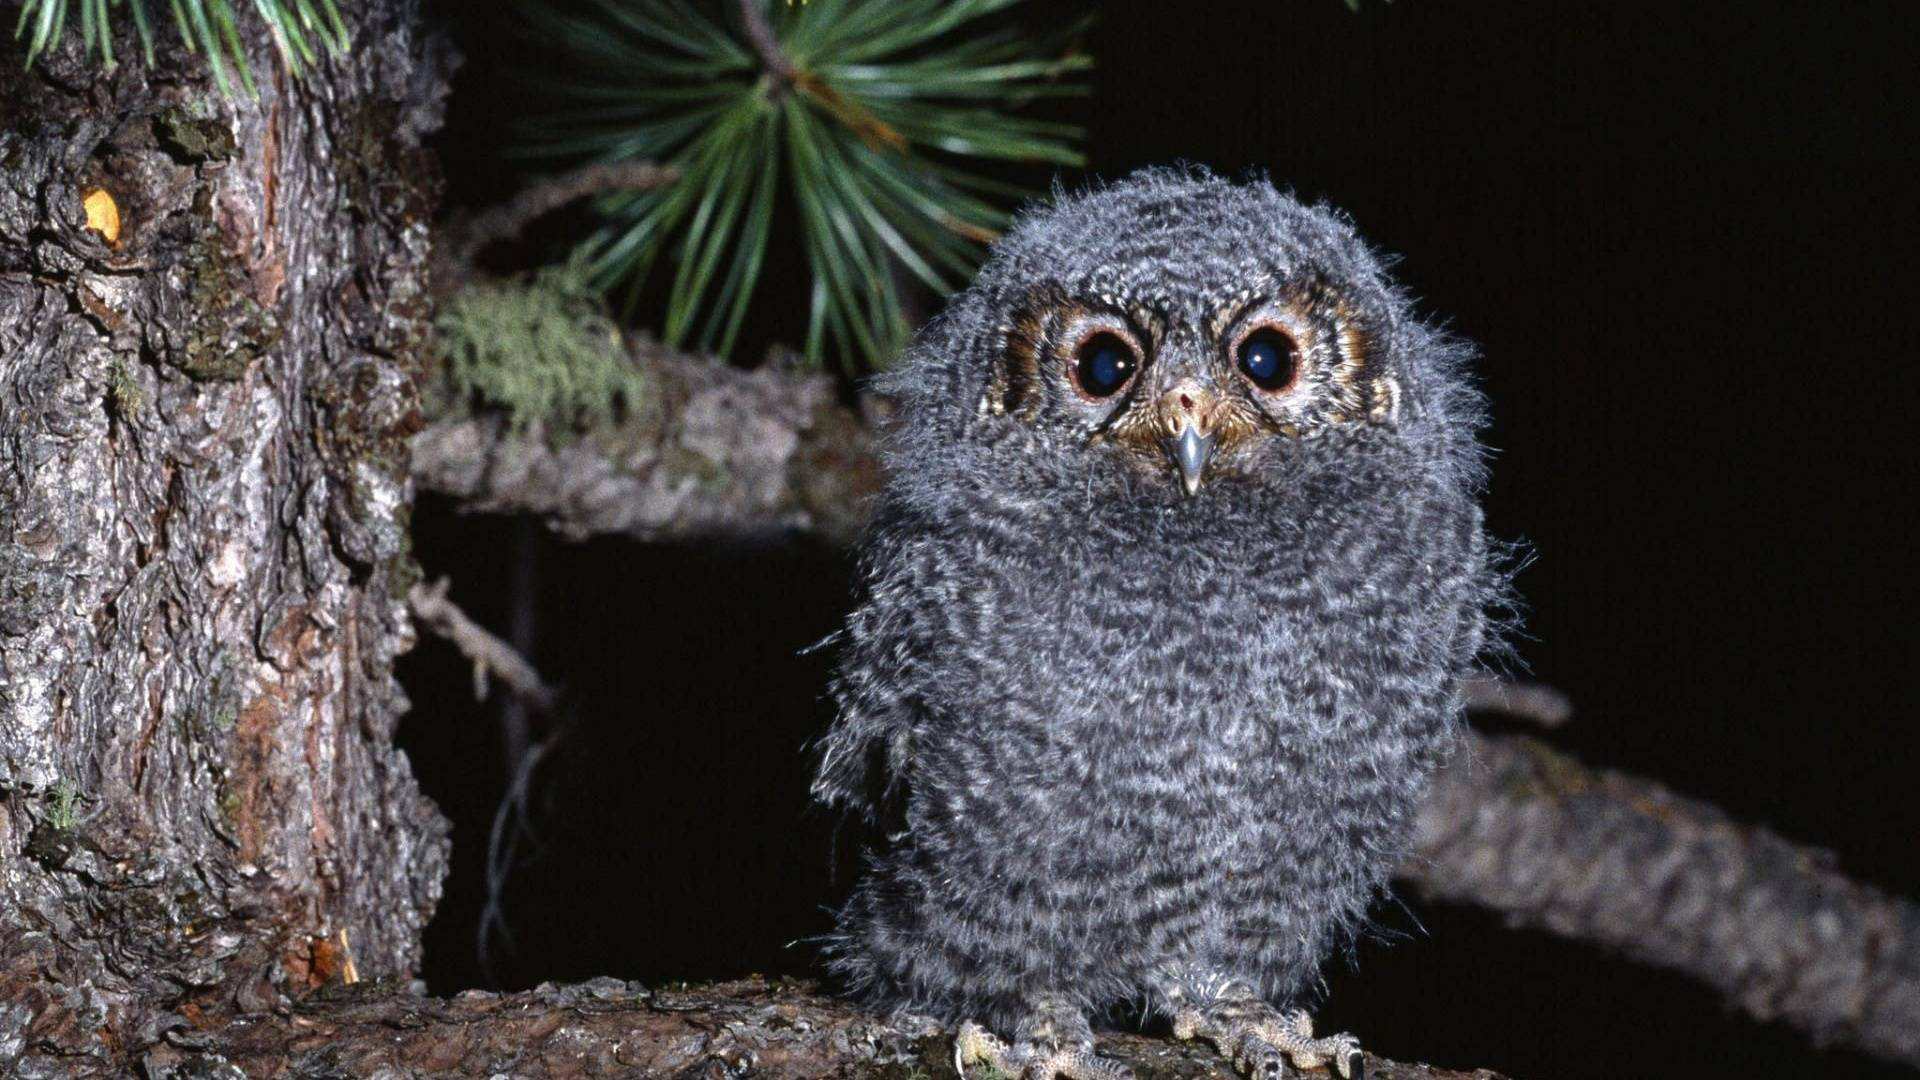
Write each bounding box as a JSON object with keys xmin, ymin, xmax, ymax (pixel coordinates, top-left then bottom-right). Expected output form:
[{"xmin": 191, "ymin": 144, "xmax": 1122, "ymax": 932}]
[
  {"xmin": 0, "ymin": 9, "xmax": 449, "ymax": 1075},
  {"xmin": 141, "ymin": 975, "xmax": 1505, "ymax": 1080}
]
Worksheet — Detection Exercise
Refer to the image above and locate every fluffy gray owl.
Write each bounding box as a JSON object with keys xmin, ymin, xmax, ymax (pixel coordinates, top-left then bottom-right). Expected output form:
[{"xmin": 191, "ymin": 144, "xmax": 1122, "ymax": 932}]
[{"xmin": 813, "ymin": 169, "xmax": 1499, "ymax": 1080}]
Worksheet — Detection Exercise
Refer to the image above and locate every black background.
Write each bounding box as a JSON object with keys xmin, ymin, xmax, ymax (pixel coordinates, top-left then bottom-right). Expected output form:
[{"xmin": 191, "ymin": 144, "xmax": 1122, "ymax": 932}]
[{"xmin": 405, "ymin": 3, "xmax": 1920, "ymax": 1077}]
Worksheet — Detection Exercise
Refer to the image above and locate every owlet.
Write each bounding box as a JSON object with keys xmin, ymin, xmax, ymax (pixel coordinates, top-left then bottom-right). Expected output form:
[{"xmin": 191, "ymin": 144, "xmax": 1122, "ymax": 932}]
[{"xmin": 814, "ymin": 169, "xmax": 1501, "ymax": 1080}]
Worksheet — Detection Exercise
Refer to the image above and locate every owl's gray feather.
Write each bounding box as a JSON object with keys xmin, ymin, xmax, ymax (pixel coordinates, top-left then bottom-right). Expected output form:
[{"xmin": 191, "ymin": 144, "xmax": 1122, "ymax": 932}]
[{"xmin": 814, "ymin": 168, "xmax": 1504, "ymax": 1035}]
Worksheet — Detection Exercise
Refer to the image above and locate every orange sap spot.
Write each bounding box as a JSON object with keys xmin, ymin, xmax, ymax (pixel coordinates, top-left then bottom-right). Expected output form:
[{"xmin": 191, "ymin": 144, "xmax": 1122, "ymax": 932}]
[{"xmin": 82, "ymin": 187, "xmax": 120, "ymax": 245}]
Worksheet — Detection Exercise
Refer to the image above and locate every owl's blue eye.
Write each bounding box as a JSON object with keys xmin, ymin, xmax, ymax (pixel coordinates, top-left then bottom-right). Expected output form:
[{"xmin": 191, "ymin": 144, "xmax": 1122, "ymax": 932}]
[
  {"xmin": 1073, "ymin": 334, "xmax": 1138, "ymax": 399},
  {"xmin": 1236, "ymin": 326, "xmax": 1298, "ymax": 392}
]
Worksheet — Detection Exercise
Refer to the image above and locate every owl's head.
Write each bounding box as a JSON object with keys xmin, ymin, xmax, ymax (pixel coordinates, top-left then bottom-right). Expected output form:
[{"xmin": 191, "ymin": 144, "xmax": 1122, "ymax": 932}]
[{"xmin": 880, "ymin": 168, "xmax": 1482, "ymax": 508}]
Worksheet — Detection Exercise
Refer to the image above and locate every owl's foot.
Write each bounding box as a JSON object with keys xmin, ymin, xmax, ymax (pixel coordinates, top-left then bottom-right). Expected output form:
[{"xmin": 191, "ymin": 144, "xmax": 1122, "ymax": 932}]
[
  {"xmin": 1172, "ymin": 1000, "xmax": 1363, "ymax": 1080},
  {"xmin": 953, "ymin": 998, "xmax": 1133, "ymax": 1080}
]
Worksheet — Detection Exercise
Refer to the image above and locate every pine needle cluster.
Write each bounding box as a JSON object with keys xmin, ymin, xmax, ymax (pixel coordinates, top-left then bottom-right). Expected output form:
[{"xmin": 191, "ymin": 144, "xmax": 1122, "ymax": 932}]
[
  {"xmin": 518, "ymin": 0, "xmax": 1090, "ymax": 371},
  {"xmin": 14, "ymin": 0, "xmax": 347, "ymax": 95}
]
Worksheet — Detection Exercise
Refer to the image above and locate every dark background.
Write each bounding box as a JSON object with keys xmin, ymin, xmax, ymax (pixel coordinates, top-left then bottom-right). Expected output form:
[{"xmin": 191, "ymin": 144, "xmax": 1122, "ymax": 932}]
[{"xmin": 402, "ymin": 3, "xmax": 1920, "ymax": 1078}]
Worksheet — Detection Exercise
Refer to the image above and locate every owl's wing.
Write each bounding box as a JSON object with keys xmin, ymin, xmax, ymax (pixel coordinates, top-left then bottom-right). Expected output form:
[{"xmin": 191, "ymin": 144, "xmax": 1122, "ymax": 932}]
[{"xmin": 811, "ymin": 506, "xmax": 940, "ymax": 822}]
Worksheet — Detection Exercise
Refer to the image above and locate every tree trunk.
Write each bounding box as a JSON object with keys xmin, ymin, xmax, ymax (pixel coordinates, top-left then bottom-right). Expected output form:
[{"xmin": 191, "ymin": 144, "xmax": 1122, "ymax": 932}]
[{"xmin": 0, "ymin": 8, "xmax": 449, "ymax": 1074}]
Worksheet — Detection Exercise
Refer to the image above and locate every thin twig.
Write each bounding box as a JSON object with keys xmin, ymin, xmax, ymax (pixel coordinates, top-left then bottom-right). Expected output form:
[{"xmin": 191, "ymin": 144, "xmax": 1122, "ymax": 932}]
[
  {"xmin": 730, "ymin": 0, "xmax": 906, "ymax": 148},
  {"xmin": 408, "ymin": 574, "xmax": 565, "ymax": 982},
  {"xmin": 408, "ymin": 577, "xmax": 559, "ymax": 713},
  {"xmin": 736, "ymin": 0, "xmax": 798, "ymax": 98},
  {"xmin": 478, "ymin": 732, "xmax": 556, "ymax": 984},
  {"xmin": 451, "ymin": 161, "xmax": 680, "ymax": 267}
]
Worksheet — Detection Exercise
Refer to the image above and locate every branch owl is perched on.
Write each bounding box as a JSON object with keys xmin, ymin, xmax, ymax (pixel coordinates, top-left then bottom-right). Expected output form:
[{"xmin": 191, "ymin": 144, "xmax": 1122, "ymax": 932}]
[{"xmin": 814, "ymin": 169, "xmax": 1501, "ymax": 1080}]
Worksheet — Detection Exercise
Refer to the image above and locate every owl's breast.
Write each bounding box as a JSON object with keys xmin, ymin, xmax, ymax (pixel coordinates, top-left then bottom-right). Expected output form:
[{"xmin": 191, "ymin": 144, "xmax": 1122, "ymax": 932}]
[
  {"xmin": 836, "ymin": 470, "xmax": 1483, "ymax": 1007},
  {"xmin": 1017, "ymin": 491, "xmax": 1459, "ymax": 795}
]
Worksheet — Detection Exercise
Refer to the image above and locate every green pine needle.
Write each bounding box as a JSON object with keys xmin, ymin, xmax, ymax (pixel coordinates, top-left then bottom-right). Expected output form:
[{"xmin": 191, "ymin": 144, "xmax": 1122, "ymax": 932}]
[
  {"xmin": 519, "ymin": 0, "xmax": 1090, "ymax": 372},
  {"xmin": 15, "ymin": 0, "xmax": 349, "ymax": 92}
]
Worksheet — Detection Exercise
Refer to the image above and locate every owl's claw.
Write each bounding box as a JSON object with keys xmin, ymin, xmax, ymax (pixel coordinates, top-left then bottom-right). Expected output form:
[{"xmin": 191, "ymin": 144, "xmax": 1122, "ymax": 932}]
[
  {"xmin": 1173, "ymin": 1002, "xmax": 1365, "ymax": 1080},
  {"xmin": 954, "ymin": 1019, "xmax": 1134, "ymax": 1080}
]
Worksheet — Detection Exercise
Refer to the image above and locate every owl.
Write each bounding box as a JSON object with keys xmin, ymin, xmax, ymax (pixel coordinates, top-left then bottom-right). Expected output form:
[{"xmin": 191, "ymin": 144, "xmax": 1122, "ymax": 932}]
[{"xmin": 813, "ymin": 169, "xmax": 1499, "ymax": 1080}]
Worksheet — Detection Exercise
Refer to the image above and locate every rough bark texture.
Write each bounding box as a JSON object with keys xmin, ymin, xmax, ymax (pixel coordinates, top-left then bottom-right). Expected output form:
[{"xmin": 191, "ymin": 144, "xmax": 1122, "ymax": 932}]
[
  {"xmin": 142, "ymin": 975, "xmax": 1506, "ymax": 1080},
  {"xmin": 1405, "ymin": 732, "xmax": 1920, "ymax": 1066},
  {"xmin": 411, "ymin": 343, "xmax": 879, "ymax": 544},
  {"xmin": 0, "ymin": 11, "xmax": 449, "ymax": 1075}
]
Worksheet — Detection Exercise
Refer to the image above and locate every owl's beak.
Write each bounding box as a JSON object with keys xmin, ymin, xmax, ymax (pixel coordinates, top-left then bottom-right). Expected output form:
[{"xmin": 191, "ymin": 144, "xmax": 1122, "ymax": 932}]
[
  {"xmin": 1159, "ymin": 382, "xmax": 1219, "ymax": 496},
  {"xmin": 1164, "ymin": 422, "xmax": 1216, "ymax": 496}
]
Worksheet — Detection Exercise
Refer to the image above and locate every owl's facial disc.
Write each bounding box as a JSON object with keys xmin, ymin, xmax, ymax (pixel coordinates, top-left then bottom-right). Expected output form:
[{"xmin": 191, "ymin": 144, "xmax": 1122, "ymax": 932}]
[{"xmin": 987, "ymin": 276, "xmax": 1401, "ymax": 497}]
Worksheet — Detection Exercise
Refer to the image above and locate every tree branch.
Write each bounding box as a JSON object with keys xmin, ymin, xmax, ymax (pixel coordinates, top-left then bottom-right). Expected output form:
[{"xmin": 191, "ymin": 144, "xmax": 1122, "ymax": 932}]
[
  {"xmin": 1403, "ymin": 730, "xmax": 1920, "ymax": 1066},
  {"xmin": 144, "ymin": 976, "xmax": 1501, "ymax": 1080},
  {"xmin": 410, "ymin": 340, "xmax": 1920, "ymax": 1066},
  {"xmin": 411, "ymin": 340, "xmax": 880, "ymax": 544}
]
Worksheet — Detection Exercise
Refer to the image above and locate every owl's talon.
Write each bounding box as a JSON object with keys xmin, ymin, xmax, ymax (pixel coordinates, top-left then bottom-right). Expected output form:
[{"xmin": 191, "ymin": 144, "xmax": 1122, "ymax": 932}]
[
  {"xmin": 1172, "ymin": 995, "xmax": 1364, "ymax": 1080},
  {"xmin": 1171, "ymin": 1005, "xmax": 1204, "ymax": 1043},
  {"xmin": 953, "ymin": 1018, "xmax": 1133, "ymax": 1080},
  {"xmin": 1230, "ymin": 1030, "xmax": 1287, "ymax": 1078},
  {"xmin": 955, "ymin": 1021, "xmax": 993, "ymax": 1077}
]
